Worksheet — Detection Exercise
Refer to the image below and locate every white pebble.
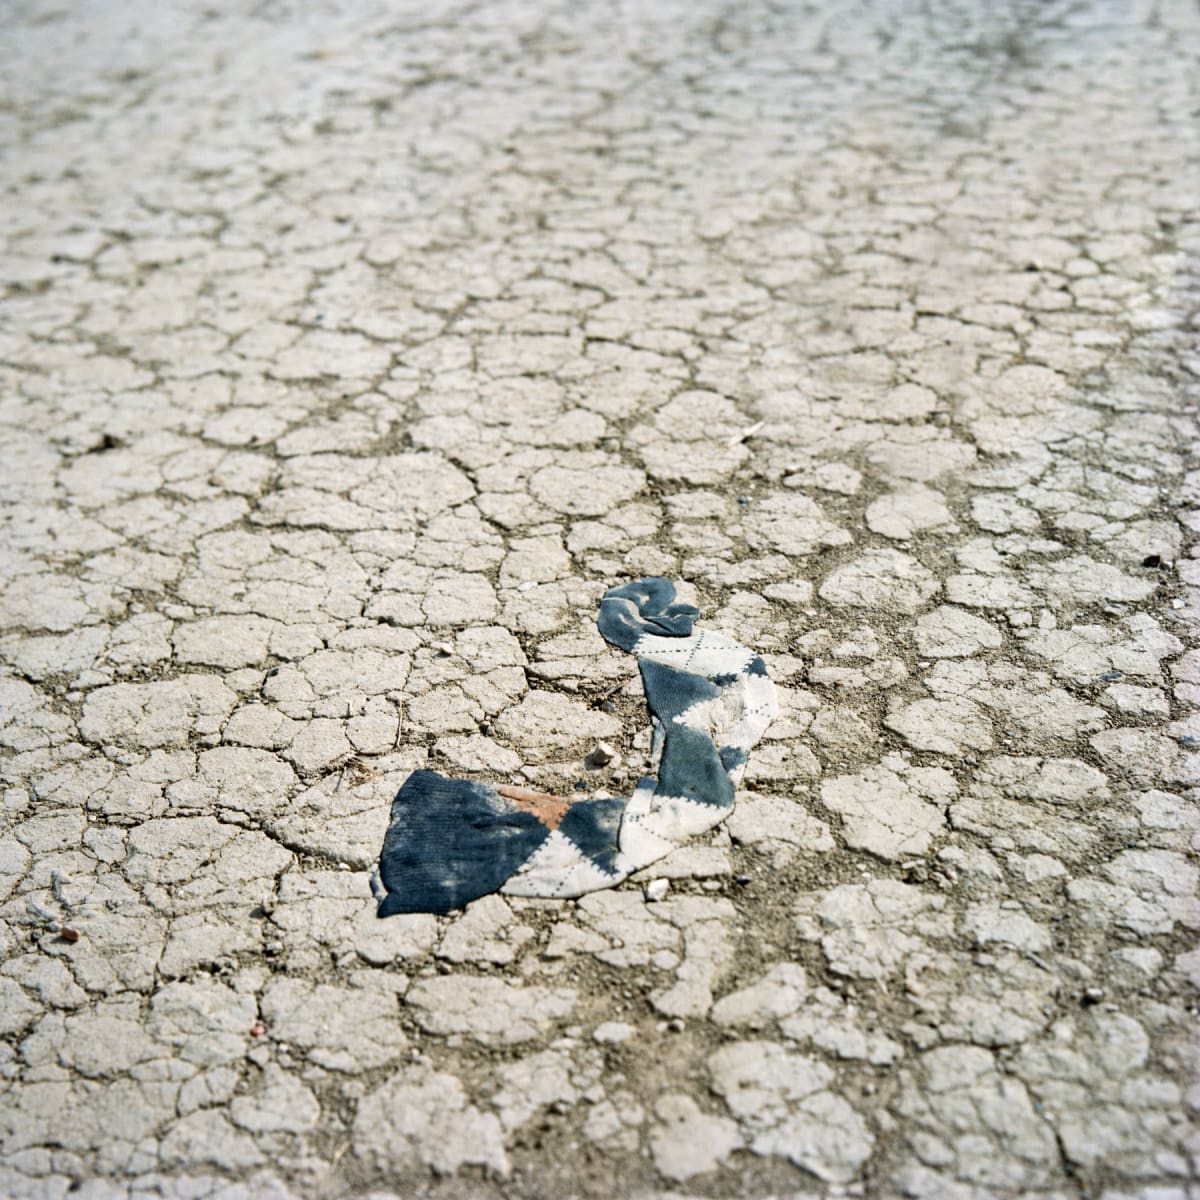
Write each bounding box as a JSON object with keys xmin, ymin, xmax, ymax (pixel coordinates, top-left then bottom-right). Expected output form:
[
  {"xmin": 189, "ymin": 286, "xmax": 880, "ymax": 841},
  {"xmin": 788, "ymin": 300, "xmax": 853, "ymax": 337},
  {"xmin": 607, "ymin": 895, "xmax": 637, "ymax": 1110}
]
[{"xmin": 593, "ymin": 1021, "xmax": 635, "ymax": 1044}]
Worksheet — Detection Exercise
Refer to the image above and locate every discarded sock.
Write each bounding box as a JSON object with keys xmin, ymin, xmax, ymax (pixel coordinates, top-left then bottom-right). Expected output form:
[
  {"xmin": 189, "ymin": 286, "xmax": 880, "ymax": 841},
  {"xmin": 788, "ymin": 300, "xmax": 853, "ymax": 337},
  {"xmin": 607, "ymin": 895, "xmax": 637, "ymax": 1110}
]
[{"xmin": 375, "ymin": 578, "xmax": 777, "ymax": 915}]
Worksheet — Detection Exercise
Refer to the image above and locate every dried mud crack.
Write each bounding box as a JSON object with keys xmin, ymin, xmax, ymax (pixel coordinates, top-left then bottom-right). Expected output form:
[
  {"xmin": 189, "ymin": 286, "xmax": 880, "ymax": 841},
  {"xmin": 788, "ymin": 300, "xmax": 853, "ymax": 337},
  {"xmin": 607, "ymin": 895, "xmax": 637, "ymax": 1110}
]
[{"xmin": 0, "ymin": 2, "xmax": 1198, "ymax": 1198}]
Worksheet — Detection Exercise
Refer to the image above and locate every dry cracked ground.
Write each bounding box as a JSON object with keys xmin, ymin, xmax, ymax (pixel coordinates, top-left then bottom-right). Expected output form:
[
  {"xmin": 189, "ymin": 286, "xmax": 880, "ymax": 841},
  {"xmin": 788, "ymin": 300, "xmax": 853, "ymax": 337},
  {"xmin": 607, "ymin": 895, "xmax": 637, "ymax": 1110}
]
[{"xmin": 1, "ymin": 1, "xmax": 1198, "ymax": 1198}]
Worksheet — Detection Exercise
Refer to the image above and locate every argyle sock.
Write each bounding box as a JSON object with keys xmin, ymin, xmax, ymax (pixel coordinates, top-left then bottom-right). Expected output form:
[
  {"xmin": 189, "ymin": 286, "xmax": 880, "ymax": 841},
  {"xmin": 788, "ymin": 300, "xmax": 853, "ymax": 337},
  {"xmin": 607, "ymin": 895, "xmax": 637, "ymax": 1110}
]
[{"xmin": 375, "ymin": 578, "xmax": 777, "ymax": 915}]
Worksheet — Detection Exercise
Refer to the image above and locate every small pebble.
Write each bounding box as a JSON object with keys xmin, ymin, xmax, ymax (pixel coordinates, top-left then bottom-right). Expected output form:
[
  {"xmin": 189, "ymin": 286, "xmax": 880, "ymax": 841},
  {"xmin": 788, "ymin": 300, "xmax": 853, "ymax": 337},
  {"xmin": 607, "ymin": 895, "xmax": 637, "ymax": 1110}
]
[
  {"xmin": 586, "ymin": 740, "xmax": 620, "ymax": 768},
  {"xmin": 645, "ymin": 878, "xmax": 669, "ymax": 902},
  {"xmin": 593, "ymin": 1021, "xmax": 635, "ymax": 1044}
]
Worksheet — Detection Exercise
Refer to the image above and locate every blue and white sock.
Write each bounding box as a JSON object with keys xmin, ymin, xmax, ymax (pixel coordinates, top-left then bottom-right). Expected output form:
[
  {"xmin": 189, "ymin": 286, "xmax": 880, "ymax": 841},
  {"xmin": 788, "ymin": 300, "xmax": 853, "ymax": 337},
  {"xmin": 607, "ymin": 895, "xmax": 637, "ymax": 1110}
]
[{"xmin": 375, "ymin": 578, "xmax": 777, "ymax": 915}]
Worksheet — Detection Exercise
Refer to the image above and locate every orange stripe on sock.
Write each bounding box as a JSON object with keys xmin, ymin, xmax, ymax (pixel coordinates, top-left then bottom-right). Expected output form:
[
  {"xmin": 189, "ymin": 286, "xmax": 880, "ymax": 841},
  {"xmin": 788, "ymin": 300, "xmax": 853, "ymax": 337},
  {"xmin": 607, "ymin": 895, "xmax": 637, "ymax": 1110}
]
[{"xmin": 498, "ymin": 785, "xmax": 572, "ymax": 831}]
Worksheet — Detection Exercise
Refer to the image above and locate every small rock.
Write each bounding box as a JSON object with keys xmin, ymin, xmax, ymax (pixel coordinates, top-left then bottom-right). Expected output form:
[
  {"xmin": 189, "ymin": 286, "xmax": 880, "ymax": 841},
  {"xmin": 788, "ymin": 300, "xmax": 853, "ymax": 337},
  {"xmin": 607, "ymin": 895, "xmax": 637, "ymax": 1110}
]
[
  {"xmin": 586, "ymin": 740, "xmax": 620, "ymax": 768},
  {"xmin": 593, "ymin": 1021, "xmax": 635, "ymax": 1044}
]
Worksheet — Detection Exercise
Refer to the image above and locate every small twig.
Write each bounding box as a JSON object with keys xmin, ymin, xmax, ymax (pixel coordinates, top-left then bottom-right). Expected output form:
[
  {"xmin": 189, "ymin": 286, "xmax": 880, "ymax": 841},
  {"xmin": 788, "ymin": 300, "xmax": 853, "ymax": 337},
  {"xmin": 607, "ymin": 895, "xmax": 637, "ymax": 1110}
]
[{"xmin": 728, "ymin": 420, "xmax": 764, "ymax": 445}]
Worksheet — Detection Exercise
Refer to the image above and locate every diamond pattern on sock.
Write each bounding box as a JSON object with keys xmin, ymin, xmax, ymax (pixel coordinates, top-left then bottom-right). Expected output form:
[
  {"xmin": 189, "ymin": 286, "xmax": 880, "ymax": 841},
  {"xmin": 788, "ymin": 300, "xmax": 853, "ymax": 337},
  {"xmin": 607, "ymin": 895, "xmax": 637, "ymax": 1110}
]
[{"xmin": 375, "ymin": 578, "xmax": 777, "ymax": 915}]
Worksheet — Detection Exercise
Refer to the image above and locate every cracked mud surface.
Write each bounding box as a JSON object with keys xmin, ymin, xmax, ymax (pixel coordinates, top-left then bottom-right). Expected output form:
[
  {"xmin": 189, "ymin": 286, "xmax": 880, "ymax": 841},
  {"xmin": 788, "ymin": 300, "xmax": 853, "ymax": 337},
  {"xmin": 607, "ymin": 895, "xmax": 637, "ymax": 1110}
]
[{"xmin": 1, "ymin": 1, "xmax": 1198, "ymax": 1197}]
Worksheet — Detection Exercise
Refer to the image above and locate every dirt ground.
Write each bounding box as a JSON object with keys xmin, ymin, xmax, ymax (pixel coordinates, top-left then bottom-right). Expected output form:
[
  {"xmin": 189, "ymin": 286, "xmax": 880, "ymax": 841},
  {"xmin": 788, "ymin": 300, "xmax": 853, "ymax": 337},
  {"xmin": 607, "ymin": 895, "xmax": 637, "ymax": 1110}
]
[{"xmin": 1, "ymin": 1, "xmax": 1198, "ymax": 1197}]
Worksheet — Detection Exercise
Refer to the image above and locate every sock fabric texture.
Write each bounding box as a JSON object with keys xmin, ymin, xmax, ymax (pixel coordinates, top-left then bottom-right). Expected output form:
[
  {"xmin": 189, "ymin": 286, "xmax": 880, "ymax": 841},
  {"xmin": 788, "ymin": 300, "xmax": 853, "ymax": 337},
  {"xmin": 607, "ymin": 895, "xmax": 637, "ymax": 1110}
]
[{"xmin": 376, "ymin": 578, "xmax": 778, "ymax": 915}]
